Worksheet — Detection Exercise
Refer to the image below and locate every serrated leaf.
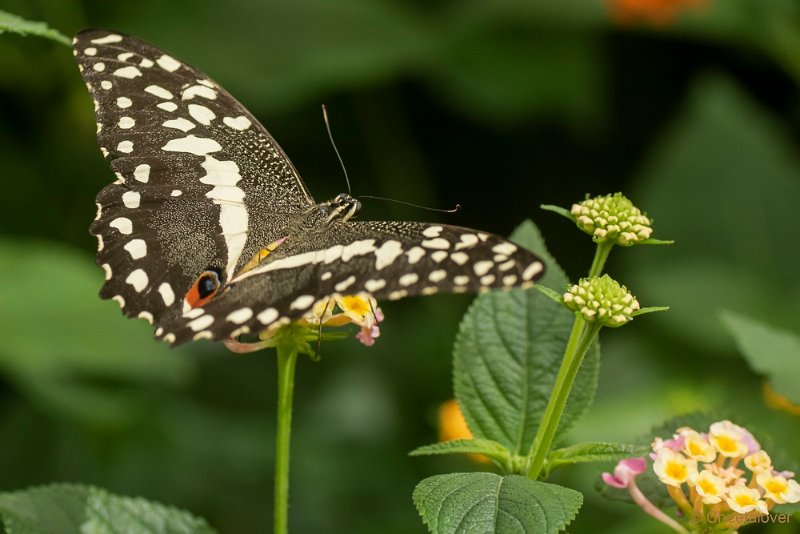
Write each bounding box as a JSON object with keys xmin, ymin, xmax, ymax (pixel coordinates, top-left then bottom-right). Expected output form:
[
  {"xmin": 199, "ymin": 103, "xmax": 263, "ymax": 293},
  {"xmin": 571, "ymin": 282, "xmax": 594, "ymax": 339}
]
[
  {"xmin": 0, "ymin": 484, "xmax": 89, "ymax": 533},
  {"xmin": 547, "ymin": 442, "xmax": 650, "ymax": 474},
  {"xmin": 413, "ymin": 473, "xmax": 582, "ymax": 534},
  {"xmin": 454, "ymin": 220, "xmax": 600, "ymax": 456},
  {"xmin": 721, "ymin": 310, "xmax": 800, "ymax": 405},
  {"xmin": 410, "ymin": 438, "xmax": 509, "ymax": 457},
  {"xmin": 0, "ymin": 10, "xmax": 70, "ymax": 45},
  {"xmin": 83, "ymin": 487, "xmax": 215, "ymax": 534},
  {"xmin": 0, "ymin": 483, "xmax": 215, "ymax": 534},
  {"xmin": 410, "ymin": 439, "xmax": 512, "ymax": 469}
]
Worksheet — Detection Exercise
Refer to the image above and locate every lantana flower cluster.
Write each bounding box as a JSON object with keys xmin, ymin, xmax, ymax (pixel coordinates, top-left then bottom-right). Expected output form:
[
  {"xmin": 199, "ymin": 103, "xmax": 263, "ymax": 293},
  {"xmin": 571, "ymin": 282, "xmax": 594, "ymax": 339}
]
[
  {"xmin": 563, "ymin": 275, "xmax": 640, "ymax": 327},
  {"xmin": 604, "ymin": 420, "xmax": 800, "ymax": 532},
  {"xmin": 224, "ymin": 293, "xmax": 384, "ymax": 353},
  {"xmin": 571, "ymin": 193, "xmax": 653, "ymax": 245},
  {"xmin": 300, "ymin": 293, "xmax": 384, "ymax": 347}
]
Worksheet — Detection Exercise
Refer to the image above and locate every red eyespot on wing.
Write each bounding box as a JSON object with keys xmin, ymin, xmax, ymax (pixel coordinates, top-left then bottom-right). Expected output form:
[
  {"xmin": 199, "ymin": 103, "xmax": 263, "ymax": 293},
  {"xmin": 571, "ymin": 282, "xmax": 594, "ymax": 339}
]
[{"xmin": 184, "ymin": 270, "xmax": 221, "ymax": 309}]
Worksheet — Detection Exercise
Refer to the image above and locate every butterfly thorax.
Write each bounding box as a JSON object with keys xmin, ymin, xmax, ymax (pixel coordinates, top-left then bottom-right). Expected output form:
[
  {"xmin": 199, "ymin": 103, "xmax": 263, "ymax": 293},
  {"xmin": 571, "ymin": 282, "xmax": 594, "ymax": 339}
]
[
  {"xmin": 237, "ymin": 193, "xmax": 360, "ymax": 275},
  {"xmin": 310, "ymin": 193, "xmax": 361, "ymax": 225}
]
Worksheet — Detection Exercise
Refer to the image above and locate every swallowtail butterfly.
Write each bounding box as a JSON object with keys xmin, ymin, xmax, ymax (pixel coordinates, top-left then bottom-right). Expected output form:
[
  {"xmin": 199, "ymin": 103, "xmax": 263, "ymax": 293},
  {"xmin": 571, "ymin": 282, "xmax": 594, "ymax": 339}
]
[{"xmin": 74, "ymin": 30, "xmax": 545, "ymax": 346}]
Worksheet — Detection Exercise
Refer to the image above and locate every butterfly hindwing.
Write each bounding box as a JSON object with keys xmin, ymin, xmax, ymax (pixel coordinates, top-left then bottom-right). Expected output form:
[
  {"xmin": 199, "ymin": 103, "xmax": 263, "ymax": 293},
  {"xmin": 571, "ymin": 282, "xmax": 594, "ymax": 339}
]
[
  {"xmin": 161, "ymin": 222, "xmax": 544, "ymax": 345},
  {"xmin": 74, "ymin": 30, "xmax": 314, "ymax": 327}
]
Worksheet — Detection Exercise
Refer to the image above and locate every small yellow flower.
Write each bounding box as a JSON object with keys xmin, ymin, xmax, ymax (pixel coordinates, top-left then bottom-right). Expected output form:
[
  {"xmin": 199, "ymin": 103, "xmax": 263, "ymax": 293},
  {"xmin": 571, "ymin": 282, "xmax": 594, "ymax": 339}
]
[
  {"xmin": 681, "ymin": 430, "xmax": 716, "ymax": 463},
  {"xmin": 336, "ymin": 294, "xmax": 378, "ymax": 326},
  {"xmin": 692, "ymin": 470, "xmax": 727, "ymax": 504},
  {"xmin": 744, "ymin": 450, "xmax": 772, "ymax": 473},
  {"xmin": 302, "ymin": 297, "xmax": 337, "ymax": 325},
  {"xmin": 725, "ymin": 484, "xmax": 768, "ymax": 514},
  {"xmin": 708, "ymin": 420, "xmax": 749, "ymax": 458},
  {"xmin": 756, "ymin": 472, "xmax": 800, "ymax": 504},
  {"xmin": 653, "ymin": 449, "xmax": 697, "ymax": 487}
]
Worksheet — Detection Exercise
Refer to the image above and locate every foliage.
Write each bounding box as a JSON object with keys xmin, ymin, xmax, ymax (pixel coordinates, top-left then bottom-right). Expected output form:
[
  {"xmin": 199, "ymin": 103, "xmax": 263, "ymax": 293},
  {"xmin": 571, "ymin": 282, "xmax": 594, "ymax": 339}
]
[{"xmin": 0, "ymin": 484, "xmax": 214, "ymax": 533}]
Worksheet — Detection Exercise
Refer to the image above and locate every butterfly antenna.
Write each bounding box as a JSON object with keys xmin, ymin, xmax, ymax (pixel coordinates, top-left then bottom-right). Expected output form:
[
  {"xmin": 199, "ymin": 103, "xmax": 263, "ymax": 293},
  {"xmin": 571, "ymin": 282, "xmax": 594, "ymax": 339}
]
[
  {"xmin": 358, "ymin": 195, "xmax": 461, "ymax": 214},
  {"xmin": 322, "ymin": 104, "xmax": 352, "ymax": 195}
]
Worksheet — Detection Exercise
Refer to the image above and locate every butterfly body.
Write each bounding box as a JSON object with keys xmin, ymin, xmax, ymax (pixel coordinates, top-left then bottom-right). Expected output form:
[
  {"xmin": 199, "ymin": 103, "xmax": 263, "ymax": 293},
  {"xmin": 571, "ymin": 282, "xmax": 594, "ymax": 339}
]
[{"xmin": 74, "ymin": 30, "xmax": 544, "ymax": 346}]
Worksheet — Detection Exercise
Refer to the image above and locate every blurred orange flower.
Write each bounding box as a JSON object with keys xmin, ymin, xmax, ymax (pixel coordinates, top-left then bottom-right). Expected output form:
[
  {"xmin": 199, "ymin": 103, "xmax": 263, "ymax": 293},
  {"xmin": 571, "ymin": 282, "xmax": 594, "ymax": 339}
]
[
  {"xmin": 438, "ymin": 399, "xmax": 490, "ymax": 463},
  {"xmin": 763, "ymin": 383, "xmax": 800, "ymax": 416},
  {"xmin": 608, "ymin": 0, "xmax": 709, "ymax": 26}
]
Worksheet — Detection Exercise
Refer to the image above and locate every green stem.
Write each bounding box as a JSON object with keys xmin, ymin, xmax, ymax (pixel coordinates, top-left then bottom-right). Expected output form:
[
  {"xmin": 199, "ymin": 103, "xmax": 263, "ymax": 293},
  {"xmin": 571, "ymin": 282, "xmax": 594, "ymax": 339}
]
[
  {"xmin": 274, "ymin": 344, "xmax": 299, "ymax": 534},
  {"xmin": 588, "ymin": 242, "xmax": 614, "ymax": 278},
  {"xmin": 525, "ymin": 319, "xmax": 601, "ymax": 479}
]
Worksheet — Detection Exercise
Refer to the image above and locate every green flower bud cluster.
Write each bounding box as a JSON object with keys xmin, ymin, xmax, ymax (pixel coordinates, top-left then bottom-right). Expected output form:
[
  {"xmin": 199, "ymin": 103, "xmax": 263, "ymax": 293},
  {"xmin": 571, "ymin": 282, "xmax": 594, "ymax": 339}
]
[
  {"xmin": 571, "ymin": 193, "xmax": 653, "ymax": 245},
  {"xmin": 563, "ymin": 275, "xmax": 640, "ymax": 327}
]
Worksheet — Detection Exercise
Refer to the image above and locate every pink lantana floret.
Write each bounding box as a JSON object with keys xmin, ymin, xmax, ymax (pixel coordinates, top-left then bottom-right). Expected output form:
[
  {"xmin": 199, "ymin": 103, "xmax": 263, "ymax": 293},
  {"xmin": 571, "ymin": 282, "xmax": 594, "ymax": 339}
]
[
  {"xmin": 741, "ymin": 430, "xmax": 761, "ymax": 455},
  {"xmin": 650, "ymin": 435, "xmax": 684, "ymax": 460},
  {"xmin": 356, "ymin": 324, "xmax": 381, "ymax": 346},
  {"xmin": 602, "ymin": 457, "xmax": 647, "ymax": 489}
]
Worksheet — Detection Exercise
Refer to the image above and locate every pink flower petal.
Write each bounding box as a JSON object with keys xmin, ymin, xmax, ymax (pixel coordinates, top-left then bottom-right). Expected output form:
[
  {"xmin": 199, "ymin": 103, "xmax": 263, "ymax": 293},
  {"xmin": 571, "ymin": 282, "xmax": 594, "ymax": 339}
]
[{"xmin": 602, "ymin": 472, "xmax": 627, "ymax": 489}]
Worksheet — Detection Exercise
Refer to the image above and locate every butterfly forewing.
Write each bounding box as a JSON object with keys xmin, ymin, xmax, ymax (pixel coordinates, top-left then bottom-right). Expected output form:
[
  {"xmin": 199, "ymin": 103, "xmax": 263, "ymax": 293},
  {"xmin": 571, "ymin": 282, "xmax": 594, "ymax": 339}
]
[
  {"xmin": 163, "ymin": 222, "xmax": 544, "ymax": 345},
  {"xmin": 74, "ymin": 30, "xmax": 314, "ymax": 327},
  {"xmin": 75, "ymin": 30, "xmax": 546, "ymax": 346}
]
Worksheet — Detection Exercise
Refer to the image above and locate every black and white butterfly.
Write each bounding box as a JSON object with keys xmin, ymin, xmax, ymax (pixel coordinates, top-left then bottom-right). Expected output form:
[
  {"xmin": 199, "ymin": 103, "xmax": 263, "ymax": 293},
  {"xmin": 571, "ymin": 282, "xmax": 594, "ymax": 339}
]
[{"xmin": 73, "ymin": 30, "xmax": 545, "ymax": 346}]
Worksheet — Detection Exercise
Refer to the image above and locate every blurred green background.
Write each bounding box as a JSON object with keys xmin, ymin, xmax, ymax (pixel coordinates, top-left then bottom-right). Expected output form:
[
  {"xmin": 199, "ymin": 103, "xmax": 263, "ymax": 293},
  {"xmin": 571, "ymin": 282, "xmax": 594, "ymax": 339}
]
[{"xmin": 1, "ymin": 0, "xmax": 800, "ymax": 532}]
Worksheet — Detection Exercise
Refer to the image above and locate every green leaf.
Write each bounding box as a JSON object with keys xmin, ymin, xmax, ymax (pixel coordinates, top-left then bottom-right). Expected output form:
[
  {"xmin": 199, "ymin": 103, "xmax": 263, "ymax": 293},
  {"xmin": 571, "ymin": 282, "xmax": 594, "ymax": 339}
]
[
  {"xmin": 534, "ymin": 284, "xmax": 565, "ymax": 305},
  {"xmin": 631, "ymin": 306, "xmax": 670, "ymax": 317},
  {"xmin": 83, "ymin": 487, "xmax": 215, "ymax": 534},
  {"xmin": 454, "ymin": 220, "xmax": 600, "ymax": 455},
  {"xmin": 546, "ymin": 442, "xmax": 650, "ymax": 474},
  {"xmin": 413, "ymin": 473, "xmax": 582, "ymax": 534},
  {"xmin": 636, "ymin": 238, "xmax": 674, "ymax": 245},
  {"xmin": 720, "ymin": 310, "xmax": 800, "ymax": 405},
  {"xmin": 0, "ymin": 240, "xmax": 193, "ymax": 425},
  {"xmin": 410, "ymin": 439, "xmax": 513, "ymax": 470},
  {"xmin": 0, "ymin": 483, "xmax": 215, "ymax": 533},
  {"xmin": 0, "ymin": 10, "xmax": 70, "ymax": 46},
  {"xmin": 539, "ymin": 204, "xmax": 574, "ymax": 222}
]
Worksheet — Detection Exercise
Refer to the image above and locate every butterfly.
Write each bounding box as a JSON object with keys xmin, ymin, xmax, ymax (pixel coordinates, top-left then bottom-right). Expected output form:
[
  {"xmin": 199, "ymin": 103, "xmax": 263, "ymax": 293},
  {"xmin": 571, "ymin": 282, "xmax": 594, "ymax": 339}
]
[{"xmin": 73, "ymin": 30, "xmax": 545, "ymax": 346}]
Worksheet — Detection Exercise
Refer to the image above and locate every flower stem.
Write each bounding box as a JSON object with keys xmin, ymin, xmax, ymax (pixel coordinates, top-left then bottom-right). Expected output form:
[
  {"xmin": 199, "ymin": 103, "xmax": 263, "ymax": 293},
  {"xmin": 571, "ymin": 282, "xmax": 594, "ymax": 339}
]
[
  {"xmin": 588, "ymin": 241, "xmax": 614, "ymax": 278},
  {"xmin": 526, "ymin": 317, "xmax": 600, "ymax": 479},
  {"xmin": 274, "ymin": 343, "xmax": 299, "ymax": 534},
  {"xmin": 629, "ymin": 480, "xmax": 688, "ymax": 533}
]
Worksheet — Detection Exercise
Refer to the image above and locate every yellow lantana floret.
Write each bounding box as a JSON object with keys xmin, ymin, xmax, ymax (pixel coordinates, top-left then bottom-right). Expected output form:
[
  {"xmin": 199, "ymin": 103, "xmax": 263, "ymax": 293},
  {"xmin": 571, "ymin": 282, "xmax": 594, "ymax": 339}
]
[
  {"xmin": 709, "ymin": 420, "xmax": 749, "ymax": 458},
  {"xmin": 725, "ymin": 484, "xmax": 768, "ymax": 514},
  {"xmin": 744, "ymin": 450, "xmax": 772, "ymax": 473},
  {"xmin": 692, "ymin": 470, "xmax": 727, "ymax": 505},
  {"xmin": 653, "ymin": 449, "xmax": 697, "ymax": 487},
  {"xmin": 756, "ymin": 472, "xmax": 800, "ymax": 504},
  {"xmin": 681, "ymin": 430, "xmax": 716, "ymax": 462},
  {"xmin": 336, "ymin": 294, "xmax": 377, "ymax": 325}
]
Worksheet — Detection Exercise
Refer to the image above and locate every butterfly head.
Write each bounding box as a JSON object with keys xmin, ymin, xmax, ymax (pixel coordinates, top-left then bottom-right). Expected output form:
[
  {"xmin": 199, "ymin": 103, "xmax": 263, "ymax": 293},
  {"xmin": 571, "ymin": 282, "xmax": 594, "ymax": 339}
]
[{"xmin": 323, "ymin": 193, "xmax": 361, "ymax": 223}]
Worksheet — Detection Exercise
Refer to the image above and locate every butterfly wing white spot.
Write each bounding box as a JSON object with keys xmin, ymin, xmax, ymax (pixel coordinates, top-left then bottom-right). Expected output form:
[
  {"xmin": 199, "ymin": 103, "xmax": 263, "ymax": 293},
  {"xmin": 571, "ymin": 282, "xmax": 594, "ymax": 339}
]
[
  {"xmin": 226, "ymin": 308, "xmax": 254, "ymax": 324},
  {"xmin": 125, "ymin": 269, "xmax": 148, "ymax": 292},
  {"xmin": 123, "ymin": 238, "xmax": 147, "ymax": 259},
  {"xmin": 158, "ymin": 283, "xmax": 175, "ymax": 306}
]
